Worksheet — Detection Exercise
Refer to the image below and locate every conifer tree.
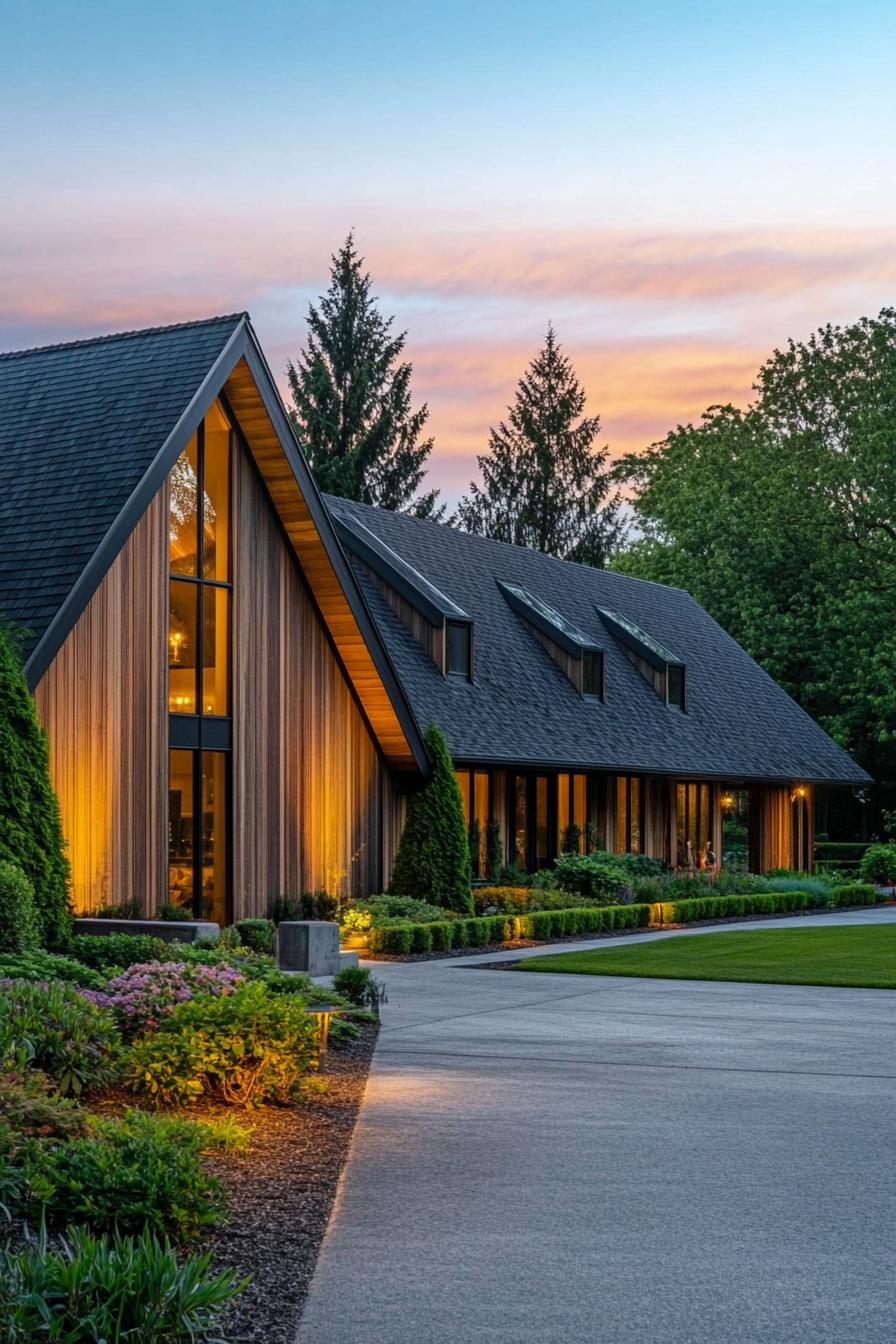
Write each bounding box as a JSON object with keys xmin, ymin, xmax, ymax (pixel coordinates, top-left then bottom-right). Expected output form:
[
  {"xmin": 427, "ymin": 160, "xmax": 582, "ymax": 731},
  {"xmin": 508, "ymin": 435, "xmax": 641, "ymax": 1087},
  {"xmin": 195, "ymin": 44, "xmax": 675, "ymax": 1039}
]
[
  {"xmin": 0, "ymin": 625, "xmax": 71, "ymax": 947},
  {"xmin": 455, "ymin": 326, "xmax": 624, "ymax": 564},
  {"xmin": 287, "ymin": 233, "xmax": 441, "ymax": 517},
  {"xmin": 389, "ymin": 725, "xmax": 472, "ymax": 913}
]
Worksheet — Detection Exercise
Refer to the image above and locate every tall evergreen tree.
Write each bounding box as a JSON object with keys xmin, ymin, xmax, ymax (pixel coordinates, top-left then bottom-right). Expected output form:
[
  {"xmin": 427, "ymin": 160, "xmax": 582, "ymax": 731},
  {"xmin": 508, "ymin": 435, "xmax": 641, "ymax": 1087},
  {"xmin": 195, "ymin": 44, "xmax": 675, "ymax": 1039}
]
[
  {"xmin": 454, "ymin": 326, "xmax": 624, "ymax": 564},
  {"xmin": 0, "ymin": 625, "xmax": 71, "ymax": 947},
  {"xmin": 389, "ymin": 725, "xmax": 472, "ymax": 914},
  {"xmin": 287, "ymin": 233, "xmax": 441, "ymax": 517}
]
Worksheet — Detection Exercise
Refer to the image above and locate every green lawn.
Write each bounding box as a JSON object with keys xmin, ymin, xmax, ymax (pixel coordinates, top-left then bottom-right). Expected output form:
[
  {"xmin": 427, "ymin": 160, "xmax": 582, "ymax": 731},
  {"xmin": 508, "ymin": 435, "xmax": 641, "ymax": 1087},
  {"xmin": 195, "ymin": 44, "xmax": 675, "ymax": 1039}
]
[{"xmin": 515, "ymin": 925, "xmax": 896, "ymax": 989}]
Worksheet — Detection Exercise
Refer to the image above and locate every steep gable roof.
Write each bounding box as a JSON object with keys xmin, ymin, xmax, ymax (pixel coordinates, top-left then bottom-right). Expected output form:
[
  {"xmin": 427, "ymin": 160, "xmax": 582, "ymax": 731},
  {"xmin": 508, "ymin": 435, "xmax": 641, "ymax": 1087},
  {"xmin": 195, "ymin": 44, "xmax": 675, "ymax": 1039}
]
[
  {"xmin": 0, "ymin": 315, "xmax": 245, "ymax": 663},
  {"xmin": 328, "ymin": 496, "xmax": 870, "ymax": 786},
  {"xmin": 0, "ymin": 317, "xmax": 427, "ymax": 773}
]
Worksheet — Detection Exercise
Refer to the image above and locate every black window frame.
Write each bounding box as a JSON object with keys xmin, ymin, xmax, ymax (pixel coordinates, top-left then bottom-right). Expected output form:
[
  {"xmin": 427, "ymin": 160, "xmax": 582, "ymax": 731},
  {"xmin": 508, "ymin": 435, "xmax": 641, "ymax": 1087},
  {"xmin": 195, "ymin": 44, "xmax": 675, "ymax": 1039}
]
[
  {"xmin": 582, "ymin": 648, "xmax": 604, "ymax": 700},
  {"xmin": 445, "ymin": 620, "xmax": 473, "ymax": 680},
  {"xmin": 666, "ymin": 663, "xmax": 686, "ymax": 710},
  {"xmin": 168, "ymin": 415, "xmax": 233, "ymax": 720}
]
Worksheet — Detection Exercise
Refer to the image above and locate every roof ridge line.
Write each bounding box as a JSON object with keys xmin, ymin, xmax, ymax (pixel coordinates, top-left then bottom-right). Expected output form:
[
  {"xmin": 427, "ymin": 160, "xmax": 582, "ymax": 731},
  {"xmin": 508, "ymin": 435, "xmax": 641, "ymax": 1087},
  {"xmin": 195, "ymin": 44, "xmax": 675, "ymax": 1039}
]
[
  {"xmin": 326, "ymin": 495, "xmax": 692, "ymax": 595},
  {"xmin": 0, "ymin": 312, "xmax": 249, "ymax": 361}
]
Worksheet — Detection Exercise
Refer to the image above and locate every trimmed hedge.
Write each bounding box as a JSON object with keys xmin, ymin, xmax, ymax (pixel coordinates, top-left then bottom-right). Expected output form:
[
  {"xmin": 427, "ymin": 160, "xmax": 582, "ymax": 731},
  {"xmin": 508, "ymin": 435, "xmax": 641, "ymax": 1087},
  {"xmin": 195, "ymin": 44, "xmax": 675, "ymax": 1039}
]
[{"xmin": 367, "ymin": 884, "xmax": 887, "ymax": 955}]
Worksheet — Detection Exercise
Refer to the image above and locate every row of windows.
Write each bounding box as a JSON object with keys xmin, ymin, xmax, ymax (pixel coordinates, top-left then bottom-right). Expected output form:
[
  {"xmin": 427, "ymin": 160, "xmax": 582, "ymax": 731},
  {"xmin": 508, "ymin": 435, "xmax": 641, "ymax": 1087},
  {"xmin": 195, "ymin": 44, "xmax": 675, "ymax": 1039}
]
[{"xmin": 167, "ymin": 402, "xmax": 233, "ymax": 925}]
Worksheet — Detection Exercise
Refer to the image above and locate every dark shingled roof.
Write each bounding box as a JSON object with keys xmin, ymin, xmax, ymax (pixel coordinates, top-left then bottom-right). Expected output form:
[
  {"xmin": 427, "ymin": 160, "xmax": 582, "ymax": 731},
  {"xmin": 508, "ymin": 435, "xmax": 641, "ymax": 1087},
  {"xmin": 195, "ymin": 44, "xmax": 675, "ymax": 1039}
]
[
  {"xmin": 0, "ymin": 314, "xmax": 245, "ymax": 660},
  {"xmin": 328, "ymin": 497, "xmax": 869, "ymax": 785}
]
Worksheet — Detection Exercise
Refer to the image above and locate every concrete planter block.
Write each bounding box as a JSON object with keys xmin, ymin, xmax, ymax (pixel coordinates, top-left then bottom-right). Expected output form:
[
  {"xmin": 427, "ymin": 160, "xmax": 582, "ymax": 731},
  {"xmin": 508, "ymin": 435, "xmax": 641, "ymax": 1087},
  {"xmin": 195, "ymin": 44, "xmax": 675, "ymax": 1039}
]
[
  {"xmin": 277, "ymin": 921, "xmax": 341, "ymax": 976},
  {"xmin": 73, "ymin": 917, "xmax": 219, "ymax": 945}
]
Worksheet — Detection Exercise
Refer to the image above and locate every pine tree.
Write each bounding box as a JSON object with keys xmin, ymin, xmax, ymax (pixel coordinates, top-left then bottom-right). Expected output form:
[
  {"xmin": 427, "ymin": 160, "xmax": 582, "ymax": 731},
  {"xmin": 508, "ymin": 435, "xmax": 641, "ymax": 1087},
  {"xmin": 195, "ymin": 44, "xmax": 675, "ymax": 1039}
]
[
  {"xmin": 287, "ymin": 233, "xmax": 441, "ymax": 518},
  {"xmin": 0, "ymin": 625, "xmax": 71, "ymax": 947},
  {"xmin": 388, "ymin": 725, "xmax": 472, "ymax": 914},
  {"xmin": 455, "ymin": 326, "xmax": 624, "ymax": 564}
]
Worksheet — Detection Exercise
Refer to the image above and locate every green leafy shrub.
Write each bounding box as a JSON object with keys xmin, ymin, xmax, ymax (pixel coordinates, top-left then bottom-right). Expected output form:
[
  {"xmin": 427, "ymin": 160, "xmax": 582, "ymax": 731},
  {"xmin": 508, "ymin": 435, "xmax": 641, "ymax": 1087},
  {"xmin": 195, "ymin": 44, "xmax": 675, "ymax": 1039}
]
[
  {"xmin": 95, "ymin": 899, "xmax": 143, "ymax": 920},
  {"xmin": 333, "ymin": 966, "xmax": 373, "ymax": 1006},
  {"xmin": 0, "ymin": 949, "xmax": 105, "ymax": 990},
  {"xmin": 158, "ymin": 901, "xmax": 191, "ymax": 921},
  {"xmin": 0, "ymin": 862, "xmax": 39, "ymax": 955},
  {"xmin": 830, "ymin": 882, "xmax": 881, "ymax": 906},
  {"xmin": 340, "ymin": 906, "xmax": 373, "ymax": 937},
  {"xmin": 68, "ymin": 932, "xmax": 169, "ymax": 970},
  {"xmin": 0, "ymin": 1225, "xmax": 244, "ymax": 1342},
  {"xmin": 0, "ymin": 1071, "xmax": 85, "ymax": 1140},
  {"xmin": 122, "ymin": 979, "xmax": 317, "ymax": 1107},
  {"xmin": 269, "ymin": 890, "xmax": 337, "ymax": 923},
  {"xmin": 631, "ymin": 875, "xmax": 665, "ymax": 903},
  {"xmin": 496, "ymin": 863, "xmax": 533, "ymax": 887},
  {"xmin": 235, "ymin": 918, "xmax": 276, "ymax": 955},
  {"xmin": 368, "ymin": 924, "xmax": 413, "ymax": 955},
  {"xmin": 550, "ymin": 853, "xmax": 630, "ymax": 905},
  {"xmin": 859, "ymin": 843, "xmax": 896, "ymax": 885},
  {"xmin": 364, "ymin": 894, "xmax": 456, "ymax": 925},
  {"xmin": 389, "ymin": 724, "xmax": 473, "ymax": 913},
  {"xmin": 473, "ymin": 885, "xmax": 531, "ymax": 914},
  {"xmin": 28, "ymin": 1109, "xmax": 223, "ymax": 1238},
  {"xmin": 0, "ymin": 979, "xmax": 118, "ymax": 1095},
  {"xmin": 616, "ymin": 853, "xmax": 665, "ymax": 878},
  {"xmin": 0, "ymin": 625, "xmax": 71, "ymax": 949}
]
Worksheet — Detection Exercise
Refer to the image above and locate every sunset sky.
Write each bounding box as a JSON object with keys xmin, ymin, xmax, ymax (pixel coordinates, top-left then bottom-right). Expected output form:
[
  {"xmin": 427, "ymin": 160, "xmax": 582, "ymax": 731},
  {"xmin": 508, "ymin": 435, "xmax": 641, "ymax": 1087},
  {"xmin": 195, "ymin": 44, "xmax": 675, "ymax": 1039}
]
[{"xmin": 4, "ymin": 0, "xmax": 895, "ymax": 503}]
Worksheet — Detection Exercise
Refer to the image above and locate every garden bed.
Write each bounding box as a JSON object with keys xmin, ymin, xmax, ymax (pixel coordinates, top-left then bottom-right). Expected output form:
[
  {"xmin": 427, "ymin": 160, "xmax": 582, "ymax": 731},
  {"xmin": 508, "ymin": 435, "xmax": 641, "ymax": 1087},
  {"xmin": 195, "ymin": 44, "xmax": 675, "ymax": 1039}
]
[
  {"xmin": 369, "ymin": 899, "xmax": 895, "ymax": 963},
  {"xmin": 205, "ymin": 1023, "xmax": 377, "ymax": 1344}
]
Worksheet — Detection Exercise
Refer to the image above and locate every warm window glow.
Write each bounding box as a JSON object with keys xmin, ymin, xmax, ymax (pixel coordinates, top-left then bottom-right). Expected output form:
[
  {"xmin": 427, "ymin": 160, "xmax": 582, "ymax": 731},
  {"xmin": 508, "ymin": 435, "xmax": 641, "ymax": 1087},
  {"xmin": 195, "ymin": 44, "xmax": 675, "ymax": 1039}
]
[{"xmin": 167, "ymin": 403, "xmax": 231, "ymax": 717}]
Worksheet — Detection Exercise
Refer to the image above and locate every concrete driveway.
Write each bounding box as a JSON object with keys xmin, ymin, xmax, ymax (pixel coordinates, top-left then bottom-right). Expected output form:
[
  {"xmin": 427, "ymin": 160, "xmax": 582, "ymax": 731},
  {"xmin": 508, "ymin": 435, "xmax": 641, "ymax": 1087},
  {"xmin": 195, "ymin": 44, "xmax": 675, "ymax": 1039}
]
[{"xmin": 297, "ymin": 909, "xmax": 896, "ymax": 1344}]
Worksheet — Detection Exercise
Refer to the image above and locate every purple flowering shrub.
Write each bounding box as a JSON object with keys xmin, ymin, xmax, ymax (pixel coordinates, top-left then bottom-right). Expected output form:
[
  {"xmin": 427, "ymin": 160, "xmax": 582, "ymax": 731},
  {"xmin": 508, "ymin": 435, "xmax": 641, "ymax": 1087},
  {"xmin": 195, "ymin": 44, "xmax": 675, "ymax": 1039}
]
[{"xmin": 82, "ymin": 961, "xmax": 244, "ymax": 1034}]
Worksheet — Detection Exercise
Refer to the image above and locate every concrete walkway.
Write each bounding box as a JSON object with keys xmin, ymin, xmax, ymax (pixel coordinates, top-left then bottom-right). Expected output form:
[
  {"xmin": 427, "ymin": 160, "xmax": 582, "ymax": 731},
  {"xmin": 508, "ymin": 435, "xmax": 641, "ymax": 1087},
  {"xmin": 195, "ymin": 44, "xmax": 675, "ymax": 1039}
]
[{"xmin": 297, "ymin": 909, "xmax": 896, "ymax": 1344}]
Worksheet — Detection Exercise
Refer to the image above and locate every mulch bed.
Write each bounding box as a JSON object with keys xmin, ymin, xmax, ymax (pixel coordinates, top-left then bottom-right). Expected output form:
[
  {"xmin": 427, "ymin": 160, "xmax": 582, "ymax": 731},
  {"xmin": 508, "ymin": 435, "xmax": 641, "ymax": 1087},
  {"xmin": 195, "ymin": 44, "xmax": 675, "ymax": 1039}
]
[
  {"xmin": 202, "ymin": 1023, "xmax": 378, "ymax": 1344},
  {"xmin": 371, "ymin": 902, "xmax": 892, "ymax": 965}
]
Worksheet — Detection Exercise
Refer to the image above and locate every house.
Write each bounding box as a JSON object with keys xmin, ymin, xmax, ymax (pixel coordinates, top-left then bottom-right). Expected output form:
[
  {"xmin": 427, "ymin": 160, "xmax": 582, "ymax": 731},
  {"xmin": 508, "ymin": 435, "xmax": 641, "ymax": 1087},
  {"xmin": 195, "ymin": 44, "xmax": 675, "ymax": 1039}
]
[
  {"xmin": 327, "ymin": 495, "xmax": 870, "ymax": 878},
  {"xmin": 0, "ymin": 315, "xmax": 868, "ymax": 921}
]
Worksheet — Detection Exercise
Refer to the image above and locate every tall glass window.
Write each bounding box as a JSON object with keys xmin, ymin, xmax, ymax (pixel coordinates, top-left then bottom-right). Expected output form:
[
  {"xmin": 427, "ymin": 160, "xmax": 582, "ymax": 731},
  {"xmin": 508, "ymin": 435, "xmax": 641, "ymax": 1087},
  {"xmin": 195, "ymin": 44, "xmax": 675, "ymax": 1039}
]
[
  {"xmin": 677, "ymin": 782, "xmax": 714, "ymax": 870},
  {"xmin": 455, "ymin": 769, "xmax": 490, "ymax": 877},
  {"xmin": 167, "ymin": 402, "xmax": 232, "ymax": 922},
  {"xmin": 168, "ymin": 402, "xmax": 231, "ymax": 716},
  {"xmin": 615, "ymin": 776, "xmax": 644, "ymax": 854},
  {"xmin": 558, "ymin": 773, "xmax": 587, "ymax": 852}
]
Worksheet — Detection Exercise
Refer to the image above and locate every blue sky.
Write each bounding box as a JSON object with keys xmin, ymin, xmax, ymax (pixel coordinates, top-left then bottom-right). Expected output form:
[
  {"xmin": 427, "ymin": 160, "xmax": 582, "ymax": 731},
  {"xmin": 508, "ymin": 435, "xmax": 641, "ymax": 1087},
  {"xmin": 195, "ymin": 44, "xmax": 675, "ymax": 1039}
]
[{"xmin": 3, "ymin": 0, "xmax": 895, "ymax": 498}]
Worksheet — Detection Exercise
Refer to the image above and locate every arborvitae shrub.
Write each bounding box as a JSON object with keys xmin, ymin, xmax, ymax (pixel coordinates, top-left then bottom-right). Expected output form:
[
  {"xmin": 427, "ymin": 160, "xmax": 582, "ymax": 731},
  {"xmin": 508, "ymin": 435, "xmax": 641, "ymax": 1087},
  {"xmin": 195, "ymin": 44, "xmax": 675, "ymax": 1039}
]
[
  {"xmin": 0, "ymin": 861, "xmax": 39, "ymax": 954},
  {"xmin": 0, "ymin": 626, "xmax": 71, "ymax": 946},
  {"xmin": 389, "ymin": 725, "xmax": 472, "ymax": 913}
]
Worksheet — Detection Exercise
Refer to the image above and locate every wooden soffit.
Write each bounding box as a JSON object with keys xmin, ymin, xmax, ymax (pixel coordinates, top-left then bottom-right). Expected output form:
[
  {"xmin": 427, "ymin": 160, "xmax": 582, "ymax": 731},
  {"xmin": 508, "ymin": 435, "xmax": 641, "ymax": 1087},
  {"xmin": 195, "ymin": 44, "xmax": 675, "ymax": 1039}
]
[{"xmin": 221, "ymin": 345, "xmax": 426, "ymax": 775}]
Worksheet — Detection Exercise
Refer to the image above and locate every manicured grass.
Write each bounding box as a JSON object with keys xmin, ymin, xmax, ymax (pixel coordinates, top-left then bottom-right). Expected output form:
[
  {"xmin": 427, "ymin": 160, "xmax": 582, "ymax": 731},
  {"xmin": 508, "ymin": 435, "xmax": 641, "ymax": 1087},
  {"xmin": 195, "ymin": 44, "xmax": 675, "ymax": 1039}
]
[{"xmin": 515, "ymin": 924, "xmax": 896, "ymax": 989}]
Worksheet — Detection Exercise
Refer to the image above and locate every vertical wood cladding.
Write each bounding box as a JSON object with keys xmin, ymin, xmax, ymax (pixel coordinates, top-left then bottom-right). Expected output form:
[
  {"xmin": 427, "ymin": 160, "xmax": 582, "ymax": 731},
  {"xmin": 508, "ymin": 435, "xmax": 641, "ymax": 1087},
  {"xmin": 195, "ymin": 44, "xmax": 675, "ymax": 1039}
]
[
  {"xmin": 33, "ymin": 493, "xmax": 168, "ymax": 914},
  {"xmin": 231, "ymin": 449, "xmax": 386, "ymax": 914}
]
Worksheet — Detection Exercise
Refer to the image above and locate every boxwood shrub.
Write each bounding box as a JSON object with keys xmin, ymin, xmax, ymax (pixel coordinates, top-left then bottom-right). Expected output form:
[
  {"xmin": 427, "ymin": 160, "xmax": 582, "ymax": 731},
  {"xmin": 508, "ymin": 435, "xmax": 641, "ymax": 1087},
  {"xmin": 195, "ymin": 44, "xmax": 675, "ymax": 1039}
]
[{"xmin": 365, "ymin": 884, "xmax": 884, "ymax": 956}]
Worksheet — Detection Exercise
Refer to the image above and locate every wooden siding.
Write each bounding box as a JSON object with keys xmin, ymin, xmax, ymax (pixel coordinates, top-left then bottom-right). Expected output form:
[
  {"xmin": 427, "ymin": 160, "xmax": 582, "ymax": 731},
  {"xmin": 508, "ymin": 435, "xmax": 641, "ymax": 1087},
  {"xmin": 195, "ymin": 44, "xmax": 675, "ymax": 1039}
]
[
  {"xmin": 363, "ymin": 564, "xmax": 444, "ymax": 670},
  {"xmin": 34, "ymin": 494, "xmax": 168, "ymax": 914},
  {"xmin": 222, "ymin": 357, "xmax": 419, "ymax": 771},
  {"xmin": 231, "ymin": 447, "xmax": 387, "ymax": 913},
  {"xmin": 530, "ymin": 625, "xmax": 582, "ymax": 692}
]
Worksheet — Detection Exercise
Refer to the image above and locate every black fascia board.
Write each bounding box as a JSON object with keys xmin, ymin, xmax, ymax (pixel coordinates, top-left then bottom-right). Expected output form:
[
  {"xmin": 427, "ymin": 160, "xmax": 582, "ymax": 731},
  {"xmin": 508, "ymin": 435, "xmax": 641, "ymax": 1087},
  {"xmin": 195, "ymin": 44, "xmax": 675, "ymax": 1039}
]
[
  {"xmin": 333, "ymin": 513, "xmax": 469, "ymax": 626},
  {"xmin": 24, "ymin": 316, "xmax": 249, "ymax": 689}
]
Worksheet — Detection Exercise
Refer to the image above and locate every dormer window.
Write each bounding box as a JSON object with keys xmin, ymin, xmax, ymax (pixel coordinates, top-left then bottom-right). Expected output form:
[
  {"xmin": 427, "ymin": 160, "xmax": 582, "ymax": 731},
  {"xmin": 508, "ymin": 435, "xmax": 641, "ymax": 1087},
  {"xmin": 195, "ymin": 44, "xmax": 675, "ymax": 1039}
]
[
  {"xmin": 498, "ymin": 581, "xmax": 603, "ymax": 701},
  {"xmin": 583, "ymin": 649, "xmax": 603, "ymax": 699},
  {"xmin": 446, "ymin": 621, "xmax": 472, "ymax": 679},
  {"xmin": 597, "ymin": 608, "xmax": 686, "ymax": 711},
  {"xmin": 667, "ymin": 663, "xmax": 686, "ymax": 709}
]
